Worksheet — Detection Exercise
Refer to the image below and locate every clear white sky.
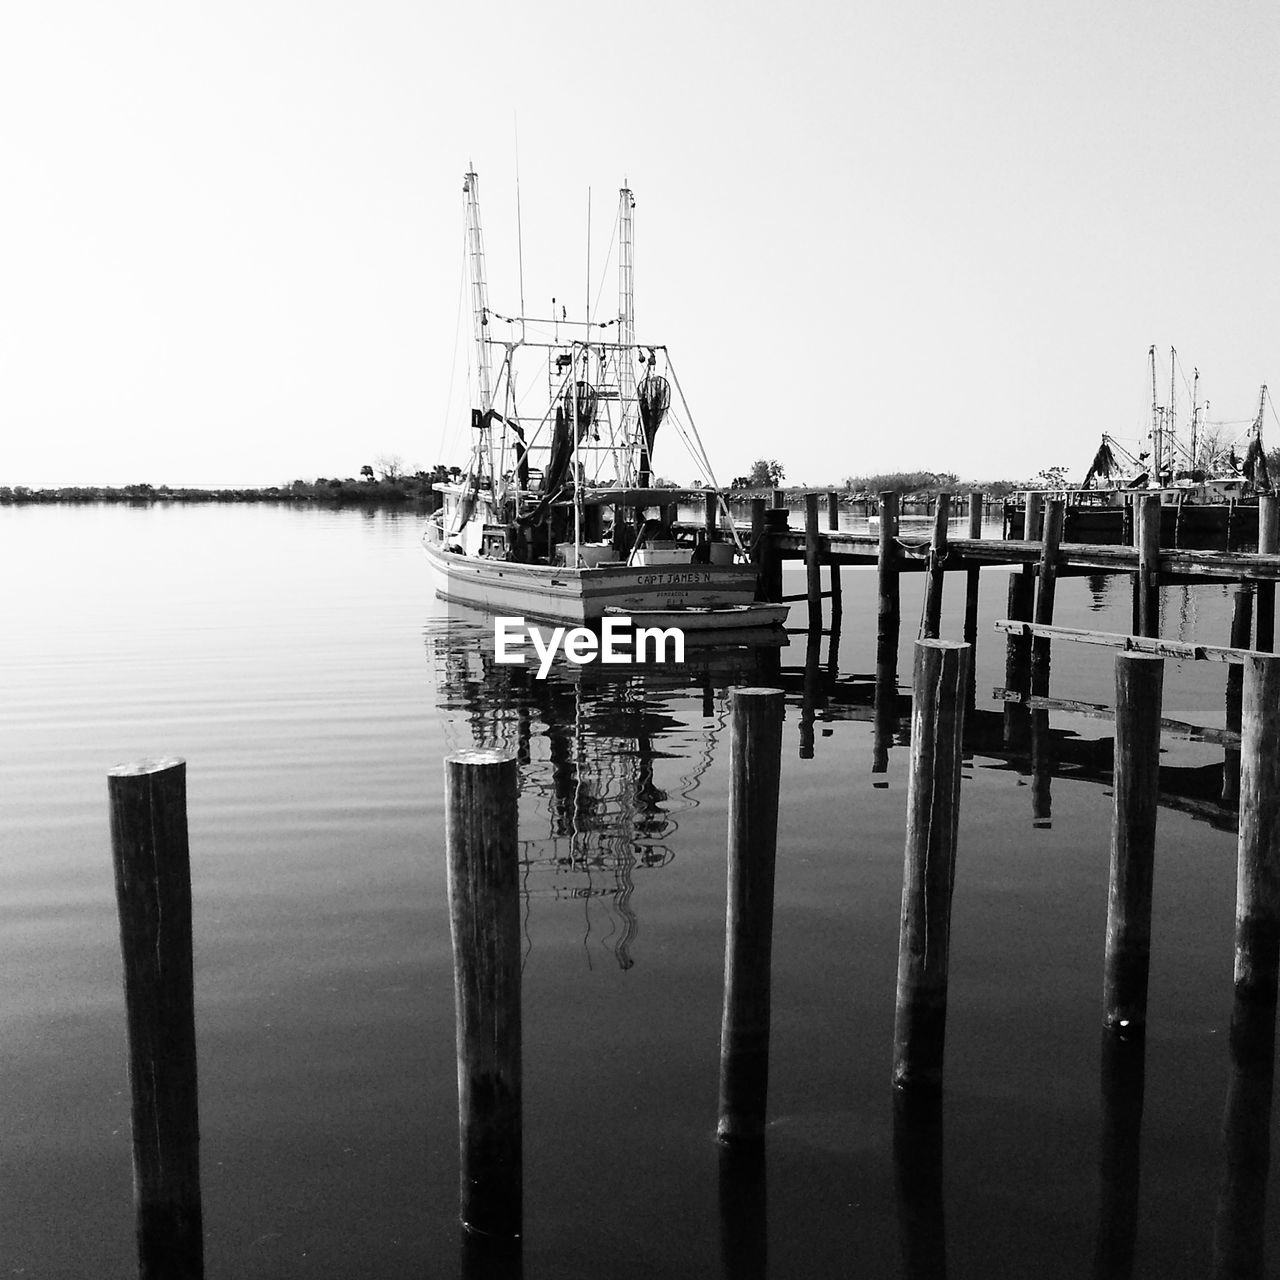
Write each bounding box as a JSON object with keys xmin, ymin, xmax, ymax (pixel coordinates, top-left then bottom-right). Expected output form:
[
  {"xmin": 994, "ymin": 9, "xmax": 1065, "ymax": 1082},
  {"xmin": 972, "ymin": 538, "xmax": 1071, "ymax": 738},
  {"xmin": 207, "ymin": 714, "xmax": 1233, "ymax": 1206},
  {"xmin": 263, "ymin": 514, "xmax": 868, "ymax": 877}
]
[{"xmin": 3, "ymin": 0, "xmax": 1278, "ymax": 488}]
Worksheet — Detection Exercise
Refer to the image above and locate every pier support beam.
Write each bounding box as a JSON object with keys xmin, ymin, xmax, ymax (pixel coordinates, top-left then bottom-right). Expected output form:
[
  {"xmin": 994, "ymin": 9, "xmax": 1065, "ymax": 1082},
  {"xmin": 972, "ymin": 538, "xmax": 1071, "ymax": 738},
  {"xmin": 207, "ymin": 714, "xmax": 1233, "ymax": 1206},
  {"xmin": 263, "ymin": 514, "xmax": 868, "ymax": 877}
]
[
  {"xmin": 1102, "ymin": 654, "xmax": 1164, "ymax": 1032},
  {"xmin": 892, "ymin": 640, "xmax": 970, "ymax": 1093},
  {"xmin": 963, "ymin": 492, "xmax": 983, "ymax": 712},
  {"xmin": 827, "ymin": 491, "xmax": 842, "ymax": 623},
  {"xmin": 805, "ymin": 492, "xmax": 823, "ymax": 633},
  {"xmin": 1134, "ymin": 493, "xmax": 1162, "ymax": 639},
  {"xmin": 1256, "ymin": 494, "xmax": 1277, "ymax": 652},
  {"xmin": 922, "ymin": 493, "xmax": 951, "ymax": 640},
  {"xmin": 718, "ymin": 689, "xmax": 785, "ymax": 1147},
  {"xmin": 1031, "ymin": 499, "xmax": 1065, "ymax": 698}
]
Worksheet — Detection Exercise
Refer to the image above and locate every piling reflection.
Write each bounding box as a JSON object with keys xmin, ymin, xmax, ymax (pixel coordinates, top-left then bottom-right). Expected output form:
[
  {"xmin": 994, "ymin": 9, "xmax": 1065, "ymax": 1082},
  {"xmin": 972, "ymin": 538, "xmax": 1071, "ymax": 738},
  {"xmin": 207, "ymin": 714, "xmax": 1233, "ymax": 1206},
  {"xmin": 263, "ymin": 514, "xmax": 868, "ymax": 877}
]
[
  {"xmin": 461, "ymin": 1226, "xmax": 523, "ymax": 1280},
  {"xmin": 800, "ymin": 627, "xmax": 821, "ymax": 759},
  {"xmin": 1093, "ymin": 1029, "xmax": 1145, "ymax": 1280},
  {"xmin": 1030, "ymin": 708, "xmax": 1053, "ymax": 828},
  {"xmin": 1211, "ymin": 988, "xmax": 1277, "ymax": 1280},
  {"xmin": 893, "ymin": 1090, "xmax": 947, "ymax": 1280},
  {"xmin": 718, "ymin": 1143, "xmax": 768, "ymax": 1280},
  {"xmin": 426, "ymin": 605, "xmax": 779, "ymax": 967}
]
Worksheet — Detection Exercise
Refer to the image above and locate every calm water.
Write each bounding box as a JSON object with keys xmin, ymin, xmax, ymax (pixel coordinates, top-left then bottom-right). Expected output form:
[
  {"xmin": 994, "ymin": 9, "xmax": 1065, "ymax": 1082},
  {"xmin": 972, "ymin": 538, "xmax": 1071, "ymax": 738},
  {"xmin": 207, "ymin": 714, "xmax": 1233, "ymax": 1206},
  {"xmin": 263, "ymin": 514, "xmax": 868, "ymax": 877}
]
[{"xmin": 1, "ymin": 502, "xmax": 1272, "ymax": 1278}]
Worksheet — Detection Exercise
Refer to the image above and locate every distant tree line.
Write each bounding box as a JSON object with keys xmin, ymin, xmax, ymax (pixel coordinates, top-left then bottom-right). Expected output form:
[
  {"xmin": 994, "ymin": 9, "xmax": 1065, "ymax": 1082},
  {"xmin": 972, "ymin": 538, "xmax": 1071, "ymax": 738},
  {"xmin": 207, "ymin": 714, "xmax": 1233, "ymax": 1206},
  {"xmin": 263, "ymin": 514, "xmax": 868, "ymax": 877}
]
[{"xmin": 0, "ymin": 463, "xmax": 462, "ymax": 507}]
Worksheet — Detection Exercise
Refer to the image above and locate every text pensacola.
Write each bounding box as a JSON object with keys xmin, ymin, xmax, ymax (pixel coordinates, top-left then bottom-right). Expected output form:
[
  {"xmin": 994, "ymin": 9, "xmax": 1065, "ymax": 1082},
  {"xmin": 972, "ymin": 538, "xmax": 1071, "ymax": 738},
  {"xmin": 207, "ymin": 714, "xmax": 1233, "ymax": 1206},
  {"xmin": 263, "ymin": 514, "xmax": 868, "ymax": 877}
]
[{"xmin": 493, "ymin": 616, "xmax": 685, "ymax": 678}]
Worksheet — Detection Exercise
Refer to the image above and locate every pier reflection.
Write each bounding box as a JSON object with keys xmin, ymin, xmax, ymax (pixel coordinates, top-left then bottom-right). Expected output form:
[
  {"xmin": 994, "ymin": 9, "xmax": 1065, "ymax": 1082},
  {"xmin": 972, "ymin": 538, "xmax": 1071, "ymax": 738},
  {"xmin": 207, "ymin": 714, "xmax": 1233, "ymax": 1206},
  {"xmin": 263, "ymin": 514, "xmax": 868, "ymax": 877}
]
[
  {"xmin": 1211, "ymin": 988, "xmax": 1277, "ymax": 1280},
  {"xmin": 1093, "ymin": 1029, "xmax": 1145, "ymax": 1280},
  {"xmin": 893, "ymin": 1091, "xmax": 947, "ymax": 1280},
  {"xmin": 426, "ymin": 605, "xmax": 780, "ymax": 966},
  {"xmin": 718, "ymin": 1145, "xmax": 768, "ymax": 1280}
]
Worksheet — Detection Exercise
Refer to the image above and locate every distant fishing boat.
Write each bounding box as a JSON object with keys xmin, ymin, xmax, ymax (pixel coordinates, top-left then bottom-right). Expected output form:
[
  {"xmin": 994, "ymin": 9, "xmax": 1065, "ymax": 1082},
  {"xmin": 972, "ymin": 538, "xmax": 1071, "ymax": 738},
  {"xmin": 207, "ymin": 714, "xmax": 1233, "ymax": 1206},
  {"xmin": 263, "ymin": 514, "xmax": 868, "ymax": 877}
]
[
  {"xmin": 422, "ymin": 171, "xmax": 787, "ymax": 632},
  {"xmin": 1079, "ymin": 346, "xmax": 1271, "ymax": 504}
]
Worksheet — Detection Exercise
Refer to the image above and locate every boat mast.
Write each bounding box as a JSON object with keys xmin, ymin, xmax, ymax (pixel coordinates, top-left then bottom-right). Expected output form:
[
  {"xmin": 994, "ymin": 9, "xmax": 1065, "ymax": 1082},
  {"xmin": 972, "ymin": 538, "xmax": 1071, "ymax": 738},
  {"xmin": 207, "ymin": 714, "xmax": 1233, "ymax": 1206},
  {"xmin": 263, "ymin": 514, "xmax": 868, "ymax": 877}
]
[
  {"xmin": 618, "ymin": 182, "xmax": 637, "ymax": 476},
  {"xmin": 1149, "ymin": 344, "xmax": 1162, "ymax": 482},
  {"xmin": 462, "ymin": 169, "xmax": 497, "ymax": 505},
  {"xmin": 1168, "ymin": 346, "xmax": 1177, "ymax": 473},
  {"xmin": 1190, "ymin": 367, "xmax": 1200, "ymax": 470}
]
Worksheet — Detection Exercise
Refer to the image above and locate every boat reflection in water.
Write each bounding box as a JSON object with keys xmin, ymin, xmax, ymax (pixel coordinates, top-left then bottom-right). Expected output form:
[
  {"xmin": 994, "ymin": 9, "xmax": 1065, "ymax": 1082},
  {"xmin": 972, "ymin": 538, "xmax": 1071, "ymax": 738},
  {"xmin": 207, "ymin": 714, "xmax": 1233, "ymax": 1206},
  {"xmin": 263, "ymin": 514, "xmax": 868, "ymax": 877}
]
[{"xmin": 425, "ymin": 602, "xmax": 782, "ymax": 968}]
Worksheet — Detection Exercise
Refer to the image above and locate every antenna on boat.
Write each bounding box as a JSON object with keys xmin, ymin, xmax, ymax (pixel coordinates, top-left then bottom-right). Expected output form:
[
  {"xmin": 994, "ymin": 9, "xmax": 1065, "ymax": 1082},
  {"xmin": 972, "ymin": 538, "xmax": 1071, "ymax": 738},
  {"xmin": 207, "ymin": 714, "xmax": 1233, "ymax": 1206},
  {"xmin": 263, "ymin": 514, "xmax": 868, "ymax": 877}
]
[
  {"xmin": 514, "ymin": 117, "xmax": 527, "ymax": 338},
  {"xmin": 618, "ymin": 182, "xmax": 636, "ymax": 457},
  {"xmin": 585, "ymin": 186, "xmax": 591, "ymax": 330},
  {"xmin": 1149, "ymin": 344, "xmax": 1161, "ymax": 481}
]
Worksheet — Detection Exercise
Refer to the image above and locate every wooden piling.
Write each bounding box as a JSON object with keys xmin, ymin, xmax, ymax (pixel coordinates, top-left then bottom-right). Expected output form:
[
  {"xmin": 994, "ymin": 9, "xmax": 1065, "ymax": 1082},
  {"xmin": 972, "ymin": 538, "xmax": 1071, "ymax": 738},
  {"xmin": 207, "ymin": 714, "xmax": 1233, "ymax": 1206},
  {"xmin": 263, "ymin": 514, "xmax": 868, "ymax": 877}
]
[
  {"xmin": 771, "ymin": 488, "xmax": 785, "ymax": 509},
  {"xmin": 107, "ymin": 757, "xmax": 204, "ymax": 1280},
  {"xmin": 760, "ymin": 507, "xmax": 787, "ymax": 604},
  {"xmin": 1003, "ymin": 569, "xmax": 1035, "ymax": 749},
  {"xmin": 805, "ymin": 491, "xmax": 823, "ymax": 632},
  {"xmin": 875, "ymin": 490, "xmax": 902, "ymax": 780},
  {"xmin": 1135, "ymin": 493, "xmax": 1162, "ymax": 639},
  {"xmin": 1023, "ymin": 490, "xmax": 1043, "ymax": 543},
  {"xmin": 718, "ymin": 689, "xmax": 785, "ymax": 1147},
  {"xmin": 892, "ymin": 640, "xmax": 970, "ymax": 1092},
  {"xmin": 1102, "ymin": 654, "xmax": 1165, "ymax": 1031},
  {"xmin": 922, "ymin": 493, "xmax": 951, "ymax": 640},
  {"xmin": 1031, "ymin": 499, "xmax": 1065, "ymax": 698},
  {"xmin": 877, "ymin": 490, "xmax": 901, "ymax": 667},
  {"xmin": 446, "ymin": 750, "xmax": 522, "ymax": 1238},
  {"xmin": 1234, "ymin": 654, "xmax": 1280, "ymax": 1004},
  {"xmin": 827, "ymin": 490, "xmax": 842, "ymax": 622},
  {"xmin": 963, "ymin": 493, "xmax": 983, "ymax": 711},
  {"xmin": 1255, "ymin": 494, "xmax": 1277, "ymax": 652},
  {"xmin": 1223, "ymin": 588, "xmax": 1254, "ymax": 805},
  {"xmin": 749, "ymin": 497, "xmax": 766, "ymax": 565},
  {"xmin": 705, "ymin": 490, "xmax": 719, "ymax": 542}
]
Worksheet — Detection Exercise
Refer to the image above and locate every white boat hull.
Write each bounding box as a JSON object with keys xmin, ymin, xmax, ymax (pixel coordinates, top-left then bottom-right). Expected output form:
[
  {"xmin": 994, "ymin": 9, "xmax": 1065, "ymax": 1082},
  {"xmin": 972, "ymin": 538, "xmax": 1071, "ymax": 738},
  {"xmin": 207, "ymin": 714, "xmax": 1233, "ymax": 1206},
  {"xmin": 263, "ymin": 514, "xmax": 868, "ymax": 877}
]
[{"xmin": 423, "ymin": 536, "xmax": 772, "ymax": 629}]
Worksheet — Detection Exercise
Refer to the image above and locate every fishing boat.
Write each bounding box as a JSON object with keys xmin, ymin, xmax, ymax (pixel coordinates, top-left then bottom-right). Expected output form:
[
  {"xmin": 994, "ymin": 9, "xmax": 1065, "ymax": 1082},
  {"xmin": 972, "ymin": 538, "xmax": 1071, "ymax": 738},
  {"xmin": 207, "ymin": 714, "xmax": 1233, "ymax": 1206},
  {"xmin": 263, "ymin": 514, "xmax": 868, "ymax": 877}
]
[
  {"xmin": 422, "ymin": 171, "xmax": 788, "ymax": 632},
  {"xmin": 1079, "ymin": 346, "xmax": 1271, "ymax": 504}
]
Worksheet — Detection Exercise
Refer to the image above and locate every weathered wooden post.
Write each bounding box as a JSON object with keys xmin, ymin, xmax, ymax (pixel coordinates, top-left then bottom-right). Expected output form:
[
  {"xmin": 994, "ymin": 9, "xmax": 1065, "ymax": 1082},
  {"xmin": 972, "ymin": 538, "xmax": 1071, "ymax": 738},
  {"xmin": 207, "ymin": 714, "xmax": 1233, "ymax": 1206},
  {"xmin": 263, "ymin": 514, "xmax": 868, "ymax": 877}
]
[
  {"xmin": 1031, "ymin": 498, "xmax": 1065, "ymax": 698},
  {"xmin": 446, "ymin": 750, "xmax": 522, "ymax": 1240},
  {"xmin": 1102, "ymin": 654, "xmax": 1164, "ymax": 1031},
  {"xmin": 718, "ymin": 689, "xmax": 785, "ymax": 1147},
  {"xmin": 827, "ymin": 490, "xmax": 843, "ymax": 623},
  {"xmin": 1234, "ymin": 654, "xmax": 1280, "ymax": 1004},
  {"xmin": 749, "ymin": 497, "xmax": 767, "ymax": 565},
  {"xmin": 963, "ymin": 492, "xmax": 983, "ymax": 713},
  {"xmin": 705, "ymin": 489, "xmax": 719, "ymax": 542},
  {"xmin": 1255, "ymin": 494, "xmax": 1277, "ymax": 652},
  {"xmin": 1023, "ymin": 490, "xmax": 1043, "ymax": 543},
  {"xmin": 760, "ymin": 507, "xmax": 787, "ymax": 604},
  {"xmin": 1134, "ymin": 493, "xmax": 1162, "ymax": 639},
  {"xmin": 875, "ymin": 490, "xmax": 902, "ymax": 781},
  {"xmin": 1223, "ymin": 588, "xmax": 1254, "ymax": 806},
  {"xmin": 877, "ymin": 490, "xmax": 901, "ymax": 671},
  {"xmin": 805, "ymin": 491, "xmax": 823, "ymax": 633},
  {"xmin": 1003, "ymin": 569, "xmax": 1035, "ymax": 750},
  {"xmin": 108, "ymin": 757, "xmax": 204, "ymax": 1280},
  {"xmin": 892, "ymin": 640, "xmax": 970, "ymax": 1092},
  {"xmin": 771, "ymin": 487, "xmax": 785, "ymax": 509},
  {"xmin": 922, "ymin": 492, "xmax": 951, "ymax": 640}
]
